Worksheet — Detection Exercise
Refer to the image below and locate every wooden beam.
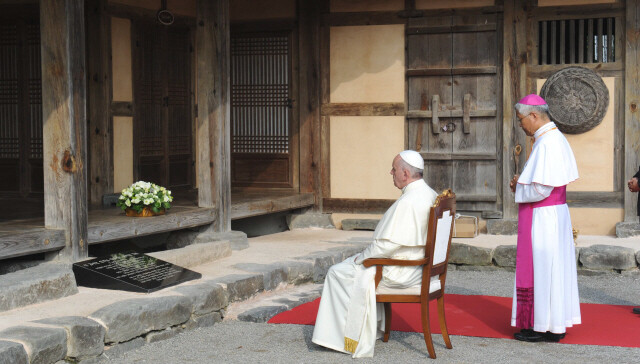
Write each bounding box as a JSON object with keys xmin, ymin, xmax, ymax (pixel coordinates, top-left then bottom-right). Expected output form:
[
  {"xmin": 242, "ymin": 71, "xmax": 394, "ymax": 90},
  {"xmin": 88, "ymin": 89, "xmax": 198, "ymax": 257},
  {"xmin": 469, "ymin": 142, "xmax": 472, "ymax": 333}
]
[
  {"xmin": 299, "ymin": 0, "xmax": 323, "ymax": 209},
  {"xmin": 320, "ymin": 0, "xmax": 331, "ymax": 203},
  {"xmin": 196, "ymin": 0, "xmax": 231, "ymax": 232},
  {"xmin": 624, "ymin": 0, "xmax": 640, "ymax": 221},
  {"xmin": 41, "ymin": 0, "xmax": 89, "ymax": 262},
  {"xmin": 501, "ymin": 0, "xmax": 529, "ymax": 220},
  {"xmin": 105, "ymin": 2, "xmax": 195, "ymax": 27},
  {"xmin": 323, "ymin": 198, "xmax": 395, "ymax": 214},
  {"xmin": 110, "ymin": 101, "xmax": 134, "ymax": 116},
  {"xmin": 87, "ymin": 0, "xmax": 113, "ymax": 206},
  {"xmin": 321, "ymin": 103, "xmax": 405, "ymax": 116},
  {"xmin": 322, "ymin": 11, "xmax": 406, "ymax": 27},
  {"xmin": 0, "ymin": 228, "xmax": 66, "ymax": 260},
  {"xmin": 527, "ymin": 62, "xmax": 623, "ymax": 78},
  {"xmin": 566, "ymin": 191, "xmax": 622, "ymax": 208}
]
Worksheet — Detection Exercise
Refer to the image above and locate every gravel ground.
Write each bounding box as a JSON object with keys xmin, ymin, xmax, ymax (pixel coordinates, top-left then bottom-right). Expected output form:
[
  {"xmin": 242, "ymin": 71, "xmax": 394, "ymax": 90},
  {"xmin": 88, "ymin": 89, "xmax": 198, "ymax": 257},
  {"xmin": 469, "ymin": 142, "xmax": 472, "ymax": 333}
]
[{"xmin": 94, "ymin": 269, "xmax": 640, "ymax": 364}]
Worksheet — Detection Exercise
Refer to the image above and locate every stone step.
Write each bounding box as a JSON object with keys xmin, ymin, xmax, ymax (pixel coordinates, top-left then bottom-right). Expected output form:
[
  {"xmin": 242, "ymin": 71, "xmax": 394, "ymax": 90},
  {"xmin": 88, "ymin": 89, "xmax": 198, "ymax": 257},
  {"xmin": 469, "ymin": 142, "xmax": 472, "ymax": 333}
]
[
  {"xmin": 148, "ymin": 240, "xmax": 232, "ymax": 269},
  {"xmin": 225, "ymin": 283, "xmax": 323, "ymax": 323},
  {"xmin": 0, "ymin": 263, "xmax": 78, "ymax": 313}
]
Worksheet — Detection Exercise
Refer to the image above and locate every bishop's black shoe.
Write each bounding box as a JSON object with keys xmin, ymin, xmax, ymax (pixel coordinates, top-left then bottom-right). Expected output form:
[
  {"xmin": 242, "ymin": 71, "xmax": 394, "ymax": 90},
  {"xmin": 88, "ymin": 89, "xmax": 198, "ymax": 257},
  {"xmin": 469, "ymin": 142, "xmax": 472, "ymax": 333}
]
[
  {"xmin": 544, "ymin": 332, "xmax": 565, "ymax": 342},
  {"xmin": 633, "ymin": 307, "xmax": 640, "ymax": 314},
  {"xmin": 514, "ymin": 330, "xmax": 546, "ymax": 342}
]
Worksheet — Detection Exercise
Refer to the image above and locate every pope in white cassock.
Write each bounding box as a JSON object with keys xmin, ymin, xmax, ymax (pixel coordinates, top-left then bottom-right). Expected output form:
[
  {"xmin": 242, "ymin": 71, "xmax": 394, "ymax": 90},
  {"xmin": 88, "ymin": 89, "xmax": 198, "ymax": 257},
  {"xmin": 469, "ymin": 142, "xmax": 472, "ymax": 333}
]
[
  {"xmin": 509, "ymin": 94, "xmax": 581, "ymax": 343},
  {"xmin": 311, "ymin": 150, "xmax": 438, "ymax": 358}
]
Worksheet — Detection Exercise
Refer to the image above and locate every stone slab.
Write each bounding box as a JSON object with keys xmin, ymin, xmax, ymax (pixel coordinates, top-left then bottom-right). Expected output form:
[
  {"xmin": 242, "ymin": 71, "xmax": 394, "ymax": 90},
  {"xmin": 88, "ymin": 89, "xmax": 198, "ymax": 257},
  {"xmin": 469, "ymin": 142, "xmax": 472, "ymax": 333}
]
[
  {"xmin": 486, "ymin": 219, "xmax": 518, "ymax": 235},
  {"xmin": 492, "ymin": 245, "xmax": 517, "ymax": 267},
  {"xmin": 184, "ymin": 311, "xmax": 222, "ymax": 330},
  {"xmin": 0, "ymin": 263, "xmax": 78, "ymax": 313},
  {"xmin": 579, "ymin": 244, "xmax": 637, "ymax": 270},
  {"xmin": 340, "ymin": 219, "xmax": 379, "ymax": 231},
  {"xmin": 615, "ymin": 222, "xmax": 640, "ymax": 238},
  {"xmin": 34, "ymin": 316, "xmax": 104, "ymax": 360},
  {"xmin": 0, "ymin": 340, "xmax": 28, "ymax": 364},
  {"xmin": 148, "ymin": 241, "xmax": 231, "ymax": 269},
  {"xmin": 89, "ymin": 295, "xmax": 192, "ymax": 344},
  {"xmin": 172, "ymin": 281, "xmax": 228, "ymax": 315},
  {"xmin": 449, "ymin": 243, "xmax": 493, "ymax": 266},
  {"xmin": 0, "ymin": 326, "xmax": 66, "ymax": 364},
  {"xmin": 213, "ymin": 274, "xmax": 265, "ymax": 302},
  {"xmin": 287, "ymin": 213, "xmax": 335, "ymax": 230},
  {"xmin": 145, "ymin": 327, "xmax": 183, "ymax": 344}
]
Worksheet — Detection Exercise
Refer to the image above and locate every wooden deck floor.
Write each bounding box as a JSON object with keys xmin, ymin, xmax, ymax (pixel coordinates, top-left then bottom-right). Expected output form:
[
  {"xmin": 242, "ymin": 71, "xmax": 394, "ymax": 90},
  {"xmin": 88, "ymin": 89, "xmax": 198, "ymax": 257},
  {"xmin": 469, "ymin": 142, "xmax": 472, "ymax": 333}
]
[{"xmin": 0, "ymin": 191, "xmax": 314, "ymax": 260}]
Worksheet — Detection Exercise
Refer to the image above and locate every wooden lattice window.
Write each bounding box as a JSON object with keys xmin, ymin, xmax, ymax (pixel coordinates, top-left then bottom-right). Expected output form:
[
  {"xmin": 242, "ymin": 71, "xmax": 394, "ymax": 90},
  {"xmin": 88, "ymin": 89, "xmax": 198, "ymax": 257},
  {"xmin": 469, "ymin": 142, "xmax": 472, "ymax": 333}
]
[
  {"xmin": 538, "ymin": 17, "xmax": 615, "ymax": 65},
  {"xmin": 0, "ymin": 14, "xmax": 42, "ymax": 195},
  {"xmin": 230, "ymin": 31, "xmax": 293, "ymax": 188},
  {"xmin": 231, "ymin": 33, "xmax": 290, "ymax": 154}
]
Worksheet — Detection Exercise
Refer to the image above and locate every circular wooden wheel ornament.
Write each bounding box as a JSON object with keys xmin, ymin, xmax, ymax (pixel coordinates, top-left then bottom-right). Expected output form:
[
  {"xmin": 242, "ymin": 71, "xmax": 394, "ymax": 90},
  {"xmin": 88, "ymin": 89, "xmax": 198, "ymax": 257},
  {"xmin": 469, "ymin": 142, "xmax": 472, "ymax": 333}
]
[{"xmin": 539, "ymin": 66, "xmax": 609, "ymax": 134}]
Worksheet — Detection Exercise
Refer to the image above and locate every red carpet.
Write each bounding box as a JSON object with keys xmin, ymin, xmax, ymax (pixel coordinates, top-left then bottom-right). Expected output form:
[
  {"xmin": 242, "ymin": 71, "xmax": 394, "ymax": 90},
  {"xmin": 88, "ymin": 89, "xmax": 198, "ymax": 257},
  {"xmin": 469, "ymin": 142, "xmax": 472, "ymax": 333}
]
[{"xmin": 269, "ymin": 294, "xmax": 640, "ymax": 348}]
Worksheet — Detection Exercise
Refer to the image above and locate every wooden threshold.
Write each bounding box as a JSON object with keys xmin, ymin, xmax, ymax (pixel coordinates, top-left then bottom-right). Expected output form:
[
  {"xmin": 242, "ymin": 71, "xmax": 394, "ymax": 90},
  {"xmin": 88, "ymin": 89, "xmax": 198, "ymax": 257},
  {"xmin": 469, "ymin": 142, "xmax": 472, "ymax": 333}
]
[
  {"xmin": 88, "ymin": 205, "xmax": 215, "ymax": 244},
  {"xmin": 231, "ymin": 192, "xmax": 315, "ymax": 220}
]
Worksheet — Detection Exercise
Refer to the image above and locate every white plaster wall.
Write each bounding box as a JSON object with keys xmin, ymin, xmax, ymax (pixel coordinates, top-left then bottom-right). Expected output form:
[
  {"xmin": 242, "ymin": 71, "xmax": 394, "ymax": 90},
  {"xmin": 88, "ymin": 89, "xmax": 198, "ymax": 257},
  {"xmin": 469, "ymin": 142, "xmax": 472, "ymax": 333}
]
[
  {"xmin": 330, "ymin": 25, "xmax": 405, "ymax": 103},
  {"xmin": 113, "ymin": 117, "xmax": 133, "ymax": 192},
  {"xmin": 536, "ymin": 77, "xmax": 615, "ymax": 192}
]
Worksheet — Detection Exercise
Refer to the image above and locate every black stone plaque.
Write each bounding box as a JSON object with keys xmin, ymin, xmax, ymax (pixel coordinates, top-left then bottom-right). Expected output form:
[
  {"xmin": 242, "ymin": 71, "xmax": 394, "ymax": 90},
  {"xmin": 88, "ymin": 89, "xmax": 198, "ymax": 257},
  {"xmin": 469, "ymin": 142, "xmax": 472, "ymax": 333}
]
[{"xmin": 72, "ymin": 252, "xmax": 201, "ymax": 293}]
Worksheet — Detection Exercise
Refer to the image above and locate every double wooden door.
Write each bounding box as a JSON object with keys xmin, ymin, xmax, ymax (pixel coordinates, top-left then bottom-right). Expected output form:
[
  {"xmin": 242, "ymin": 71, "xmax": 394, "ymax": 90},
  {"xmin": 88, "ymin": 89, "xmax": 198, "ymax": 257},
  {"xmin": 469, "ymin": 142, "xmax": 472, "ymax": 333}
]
[
  {"xmin": 407, "ymin": 14, "xmax": 502, "ymax": 213},
  {"xmin": 133, "ymin": 22, "xmax": 192, "ymax": 189}
]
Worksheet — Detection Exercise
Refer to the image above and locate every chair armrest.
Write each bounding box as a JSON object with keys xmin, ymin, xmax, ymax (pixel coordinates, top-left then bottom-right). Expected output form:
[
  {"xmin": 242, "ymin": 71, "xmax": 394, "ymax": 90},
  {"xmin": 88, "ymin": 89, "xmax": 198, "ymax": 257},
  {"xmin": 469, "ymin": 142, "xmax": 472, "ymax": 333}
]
[{"xmin": 362, "ymin": 258, "xmax": 429, "ymax": 268}]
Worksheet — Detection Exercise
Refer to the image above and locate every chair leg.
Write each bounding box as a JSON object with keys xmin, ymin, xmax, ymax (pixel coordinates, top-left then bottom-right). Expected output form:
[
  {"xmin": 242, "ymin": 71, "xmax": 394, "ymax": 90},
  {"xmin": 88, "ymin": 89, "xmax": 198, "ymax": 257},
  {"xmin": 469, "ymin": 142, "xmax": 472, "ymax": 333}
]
[
  {"xmin": 383, "ymin": 302, "xmax": 391, "ymax": 342},
  {"xmin": 437, "ymin": 296, "xmax": 453, "ymax": 349},
  {"xmin": 421, "ymin": 301, "xmax": 436, "ymax": 359}
]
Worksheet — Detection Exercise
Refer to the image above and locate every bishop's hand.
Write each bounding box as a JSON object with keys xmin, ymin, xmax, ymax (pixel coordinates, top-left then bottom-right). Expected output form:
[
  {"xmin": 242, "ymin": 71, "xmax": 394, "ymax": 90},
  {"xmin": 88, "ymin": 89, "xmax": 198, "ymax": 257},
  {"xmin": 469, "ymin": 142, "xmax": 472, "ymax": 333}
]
[
  {"xmin": 510, "ymin": 174, "xmax": 519, "ymax": 193},
  {"xmin": 628, "ymin": 177, "xmax": 640, "ymax": 192}
]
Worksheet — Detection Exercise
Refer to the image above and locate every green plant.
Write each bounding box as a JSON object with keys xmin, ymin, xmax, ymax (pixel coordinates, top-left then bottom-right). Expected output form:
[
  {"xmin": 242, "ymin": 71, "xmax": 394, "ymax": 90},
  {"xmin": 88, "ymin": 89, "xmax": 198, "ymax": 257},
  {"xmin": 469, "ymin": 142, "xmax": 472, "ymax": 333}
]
[{"xmin": 116, "ymin": 181, "xmax": 173, "ymax": 213}]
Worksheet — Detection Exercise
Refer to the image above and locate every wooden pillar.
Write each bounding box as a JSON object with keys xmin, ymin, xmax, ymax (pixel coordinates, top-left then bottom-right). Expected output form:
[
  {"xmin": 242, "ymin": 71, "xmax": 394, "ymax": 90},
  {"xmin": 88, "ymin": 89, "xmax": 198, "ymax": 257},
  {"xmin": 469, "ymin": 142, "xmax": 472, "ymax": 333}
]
[
  {"xmin": 501, "ymin": 0, "xmax": 529, "ymax": 219},
  {"xmin": 298, "ymin": 0, "xmax": 323, "ymax": 210},
  {"xmin": 624, "ymin": 0, "xmax": 640, "ymax": 221},
  {"xmin": 86, "ymin": 0, "xmax": 113, "ymax": 205},
  {"xmin": 196, "ymin": 0, "xmax": 231, "ymax": 232},
  {"xmin": 41, "ymin": 0, "xmax": 89, "ymax": 261}
]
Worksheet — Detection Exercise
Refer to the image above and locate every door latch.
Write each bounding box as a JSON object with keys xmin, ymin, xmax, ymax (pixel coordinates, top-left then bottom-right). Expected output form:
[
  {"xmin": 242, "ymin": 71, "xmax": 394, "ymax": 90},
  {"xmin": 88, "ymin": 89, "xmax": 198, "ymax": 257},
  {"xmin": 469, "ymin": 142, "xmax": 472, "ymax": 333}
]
[{"xmin": 442, "ymin": 122, "xmax": 456, "ymax": 132}]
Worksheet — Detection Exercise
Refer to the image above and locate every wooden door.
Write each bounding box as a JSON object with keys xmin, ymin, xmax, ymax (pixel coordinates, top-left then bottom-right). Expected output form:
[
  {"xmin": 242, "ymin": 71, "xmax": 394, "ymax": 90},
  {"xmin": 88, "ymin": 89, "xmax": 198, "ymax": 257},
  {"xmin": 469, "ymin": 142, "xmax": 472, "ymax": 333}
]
[
  {"xmin": 407, "ymin": 14, "xmax": 501, "ymax": 213},
  {"xmin": 134, "ymin": 22, "xmax": 192, "ymax": 189},
  {"xmin": 0, "ymin": 8, "xmax": 42, "ymax": 197},
  {"xmin": 230, "ymin": 31, "xmax": 295, "ymax": 188}
]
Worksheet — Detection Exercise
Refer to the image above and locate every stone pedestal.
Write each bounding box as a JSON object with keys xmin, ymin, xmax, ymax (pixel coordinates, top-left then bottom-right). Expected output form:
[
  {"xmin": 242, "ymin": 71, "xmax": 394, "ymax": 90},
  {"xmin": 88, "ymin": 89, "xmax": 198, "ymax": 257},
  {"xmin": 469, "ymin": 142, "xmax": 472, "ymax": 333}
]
[
  {"xmin": 615, "ymin": 222, "xmax": 640, "ymax": 238},
  {"xmin": 486, "ymin": 219, "xmax": 518, "ymax": 235}
]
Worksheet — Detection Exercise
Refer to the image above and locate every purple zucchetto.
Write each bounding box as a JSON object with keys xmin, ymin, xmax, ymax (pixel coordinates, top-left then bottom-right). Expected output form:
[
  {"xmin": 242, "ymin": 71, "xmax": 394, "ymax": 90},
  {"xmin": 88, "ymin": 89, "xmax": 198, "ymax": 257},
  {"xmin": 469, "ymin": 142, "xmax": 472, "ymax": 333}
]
[{"xmin": 518, "ymin": 94, "xmax": 547, "ymax": 106}]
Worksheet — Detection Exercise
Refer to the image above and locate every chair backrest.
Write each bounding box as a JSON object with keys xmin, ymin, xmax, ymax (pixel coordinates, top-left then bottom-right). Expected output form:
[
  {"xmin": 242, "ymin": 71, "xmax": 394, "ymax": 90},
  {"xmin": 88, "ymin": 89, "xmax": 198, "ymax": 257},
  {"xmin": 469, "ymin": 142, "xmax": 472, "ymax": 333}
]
[{"xmin": 422, "ymin": 189, "xmax": 456, "ymax": 292}]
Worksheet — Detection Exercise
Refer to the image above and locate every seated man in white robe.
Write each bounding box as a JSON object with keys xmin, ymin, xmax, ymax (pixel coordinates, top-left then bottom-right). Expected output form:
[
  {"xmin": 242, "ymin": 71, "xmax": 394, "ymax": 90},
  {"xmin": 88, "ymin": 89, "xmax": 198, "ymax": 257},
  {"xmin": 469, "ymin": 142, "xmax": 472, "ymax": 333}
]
[{"xmin": 311, "ymin": 150, "xmax": 438, "ymax": 358}]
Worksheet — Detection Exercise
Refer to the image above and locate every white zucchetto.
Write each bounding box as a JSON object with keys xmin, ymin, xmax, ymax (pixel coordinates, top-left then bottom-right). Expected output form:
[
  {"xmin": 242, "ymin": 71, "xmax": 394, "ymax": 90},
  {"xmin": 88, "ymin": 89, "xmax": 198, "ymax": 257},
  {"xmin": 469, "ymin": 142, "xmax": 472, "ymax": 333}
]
[{"xmin": 399, "ymin": 150, "xmax": 424, "ymax": 170}]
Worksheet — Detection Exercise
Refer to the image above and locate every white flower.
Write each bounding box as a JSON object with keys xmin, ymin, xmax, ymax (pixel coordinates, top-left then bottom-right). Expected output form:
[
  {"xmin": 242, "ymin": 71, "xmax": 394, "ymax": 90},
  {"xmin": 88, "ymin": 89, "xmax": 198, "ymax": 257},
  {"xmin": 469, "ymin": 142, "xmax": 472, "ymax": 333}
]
[
  {"xmin": 143, "ymin": 198, "xmax": 154, "ymax": 205},
  {"xmin": 163, "ymin": 195, "xmax": 170, "ymax": 202},
  {"xmin": 125, "ymin": 199, "xmax": 131, "ymax": 207},
  {"xmin": 132, "ymin": 197, "xmax": 141, "ymax": 204}
]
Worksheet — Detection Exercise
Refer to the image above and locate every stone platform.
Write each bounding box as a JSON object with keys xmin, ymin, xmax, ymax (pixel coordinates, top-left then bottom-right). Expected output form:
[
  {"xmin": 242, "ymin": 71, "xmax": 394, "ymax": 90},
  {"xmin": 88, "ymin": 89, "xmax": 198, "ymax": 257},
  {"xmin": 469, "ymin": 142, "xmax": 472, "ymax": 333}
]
[{"xmin": 0, "ymin": 229, "xmax": 638, "ymax": 363}]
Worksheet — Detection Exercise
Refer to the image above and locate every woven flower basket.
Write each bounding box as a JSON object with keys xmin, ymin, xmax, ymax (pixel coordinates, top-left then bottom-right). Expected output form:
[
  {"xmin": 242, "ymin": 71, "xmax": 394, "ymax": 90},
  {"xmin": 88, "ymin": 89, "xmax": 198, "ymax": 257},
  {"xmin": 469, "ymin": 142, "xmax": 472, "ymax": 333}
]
[{"xmin": 125, "ymin": 207, "xmax": 166, "ymax": 217}]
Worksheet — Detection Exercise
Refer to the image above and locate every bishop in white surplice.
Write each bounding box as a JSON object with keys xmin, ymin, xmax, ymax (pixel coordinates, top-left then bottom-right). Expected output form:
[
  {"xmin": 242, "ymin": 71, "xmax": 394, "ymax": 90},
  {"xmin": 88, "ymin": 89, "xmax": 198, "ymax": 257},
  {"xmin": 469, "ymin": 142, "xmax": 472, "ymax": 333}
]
[
  {"xmin": 510, "ymin": 94, "xmax": 581, "ymax": 342},
  {"xmin": 311, "ymin": 151, "xmax": 438, "ymax": 358}
]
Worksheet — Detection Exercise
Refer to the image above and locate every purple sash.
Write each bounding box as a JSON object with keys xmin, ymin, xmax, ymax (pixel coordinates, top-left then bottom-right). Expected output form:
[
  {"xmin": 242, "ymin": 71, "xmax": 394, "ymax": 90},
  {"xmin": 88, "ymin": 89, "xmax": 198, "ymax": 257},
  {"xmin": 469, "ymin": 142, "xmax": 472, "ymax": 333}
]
[{"xmin": 515, "ymin": 185, "xmax": 567, "ymax": 329}]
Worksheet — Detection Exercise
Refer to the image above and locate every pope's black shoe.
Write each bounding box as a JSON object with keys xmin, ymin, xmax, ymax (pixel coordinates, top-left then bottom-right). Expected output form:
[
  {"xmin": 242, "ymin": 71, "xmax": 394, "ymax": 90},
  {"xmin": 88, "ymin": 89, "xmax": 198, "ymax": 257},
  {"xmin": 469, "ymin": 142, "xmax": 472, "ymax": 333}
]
[{"xmin": 633, "ymin": 307, "xmax": 640, "ymax": 314}]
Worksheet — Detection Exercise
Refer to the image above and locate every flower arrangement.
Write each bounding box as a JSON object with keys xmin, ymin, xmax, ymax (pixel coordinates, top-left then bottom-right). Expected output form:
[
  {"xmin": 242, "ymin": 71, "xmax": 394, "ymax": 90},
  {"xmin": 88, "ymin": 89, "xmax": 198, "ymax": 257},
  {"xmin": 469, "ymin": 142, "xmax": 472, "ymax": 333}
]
[{"xmin": 117, "ymin": 181, "xmax": 173, "ymax": 215}]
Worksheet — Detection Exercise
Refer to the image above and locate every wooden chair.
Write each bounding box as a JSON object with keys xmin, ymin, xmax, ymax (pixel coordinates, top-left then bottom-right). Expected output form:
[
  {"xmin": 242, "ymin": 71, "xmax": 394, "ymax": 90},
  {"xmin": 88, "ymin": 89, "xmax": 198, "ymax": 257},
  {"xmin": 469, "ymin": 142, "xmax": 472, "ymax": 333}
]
[{"xmin": 363, "ymin": 189, "xmax": 456, "ymax": 359}]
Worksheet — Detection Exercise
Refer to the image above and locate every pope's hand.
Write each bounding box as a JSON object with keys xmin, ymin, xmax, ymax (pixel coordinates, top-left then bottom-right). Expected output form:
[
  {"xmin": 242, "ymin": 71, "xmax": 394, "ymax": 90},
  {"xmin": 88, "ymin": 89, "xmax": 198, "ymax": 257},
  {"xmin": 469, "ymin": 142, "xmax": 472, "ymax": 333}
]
[{"xmin": 510, "ymin": 174, "xmax": 519, "ymax": 193}]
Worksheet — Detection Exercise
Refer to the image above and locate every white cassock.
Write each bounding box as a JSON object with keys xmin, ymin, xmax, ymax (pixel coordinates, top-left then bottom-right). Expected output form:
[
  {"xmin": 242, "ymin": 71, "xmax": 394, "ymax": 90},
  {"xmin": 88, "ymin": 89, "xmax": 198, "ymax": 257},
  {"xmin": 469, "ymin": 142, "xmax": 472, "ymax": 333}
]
[
  {"xmin": 511, "ymin": 121, "xmax": 581, "ymax": 334},
  {"xmin": 312, "ymin": 179, "xmax": 438, "ymax": 358}
]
